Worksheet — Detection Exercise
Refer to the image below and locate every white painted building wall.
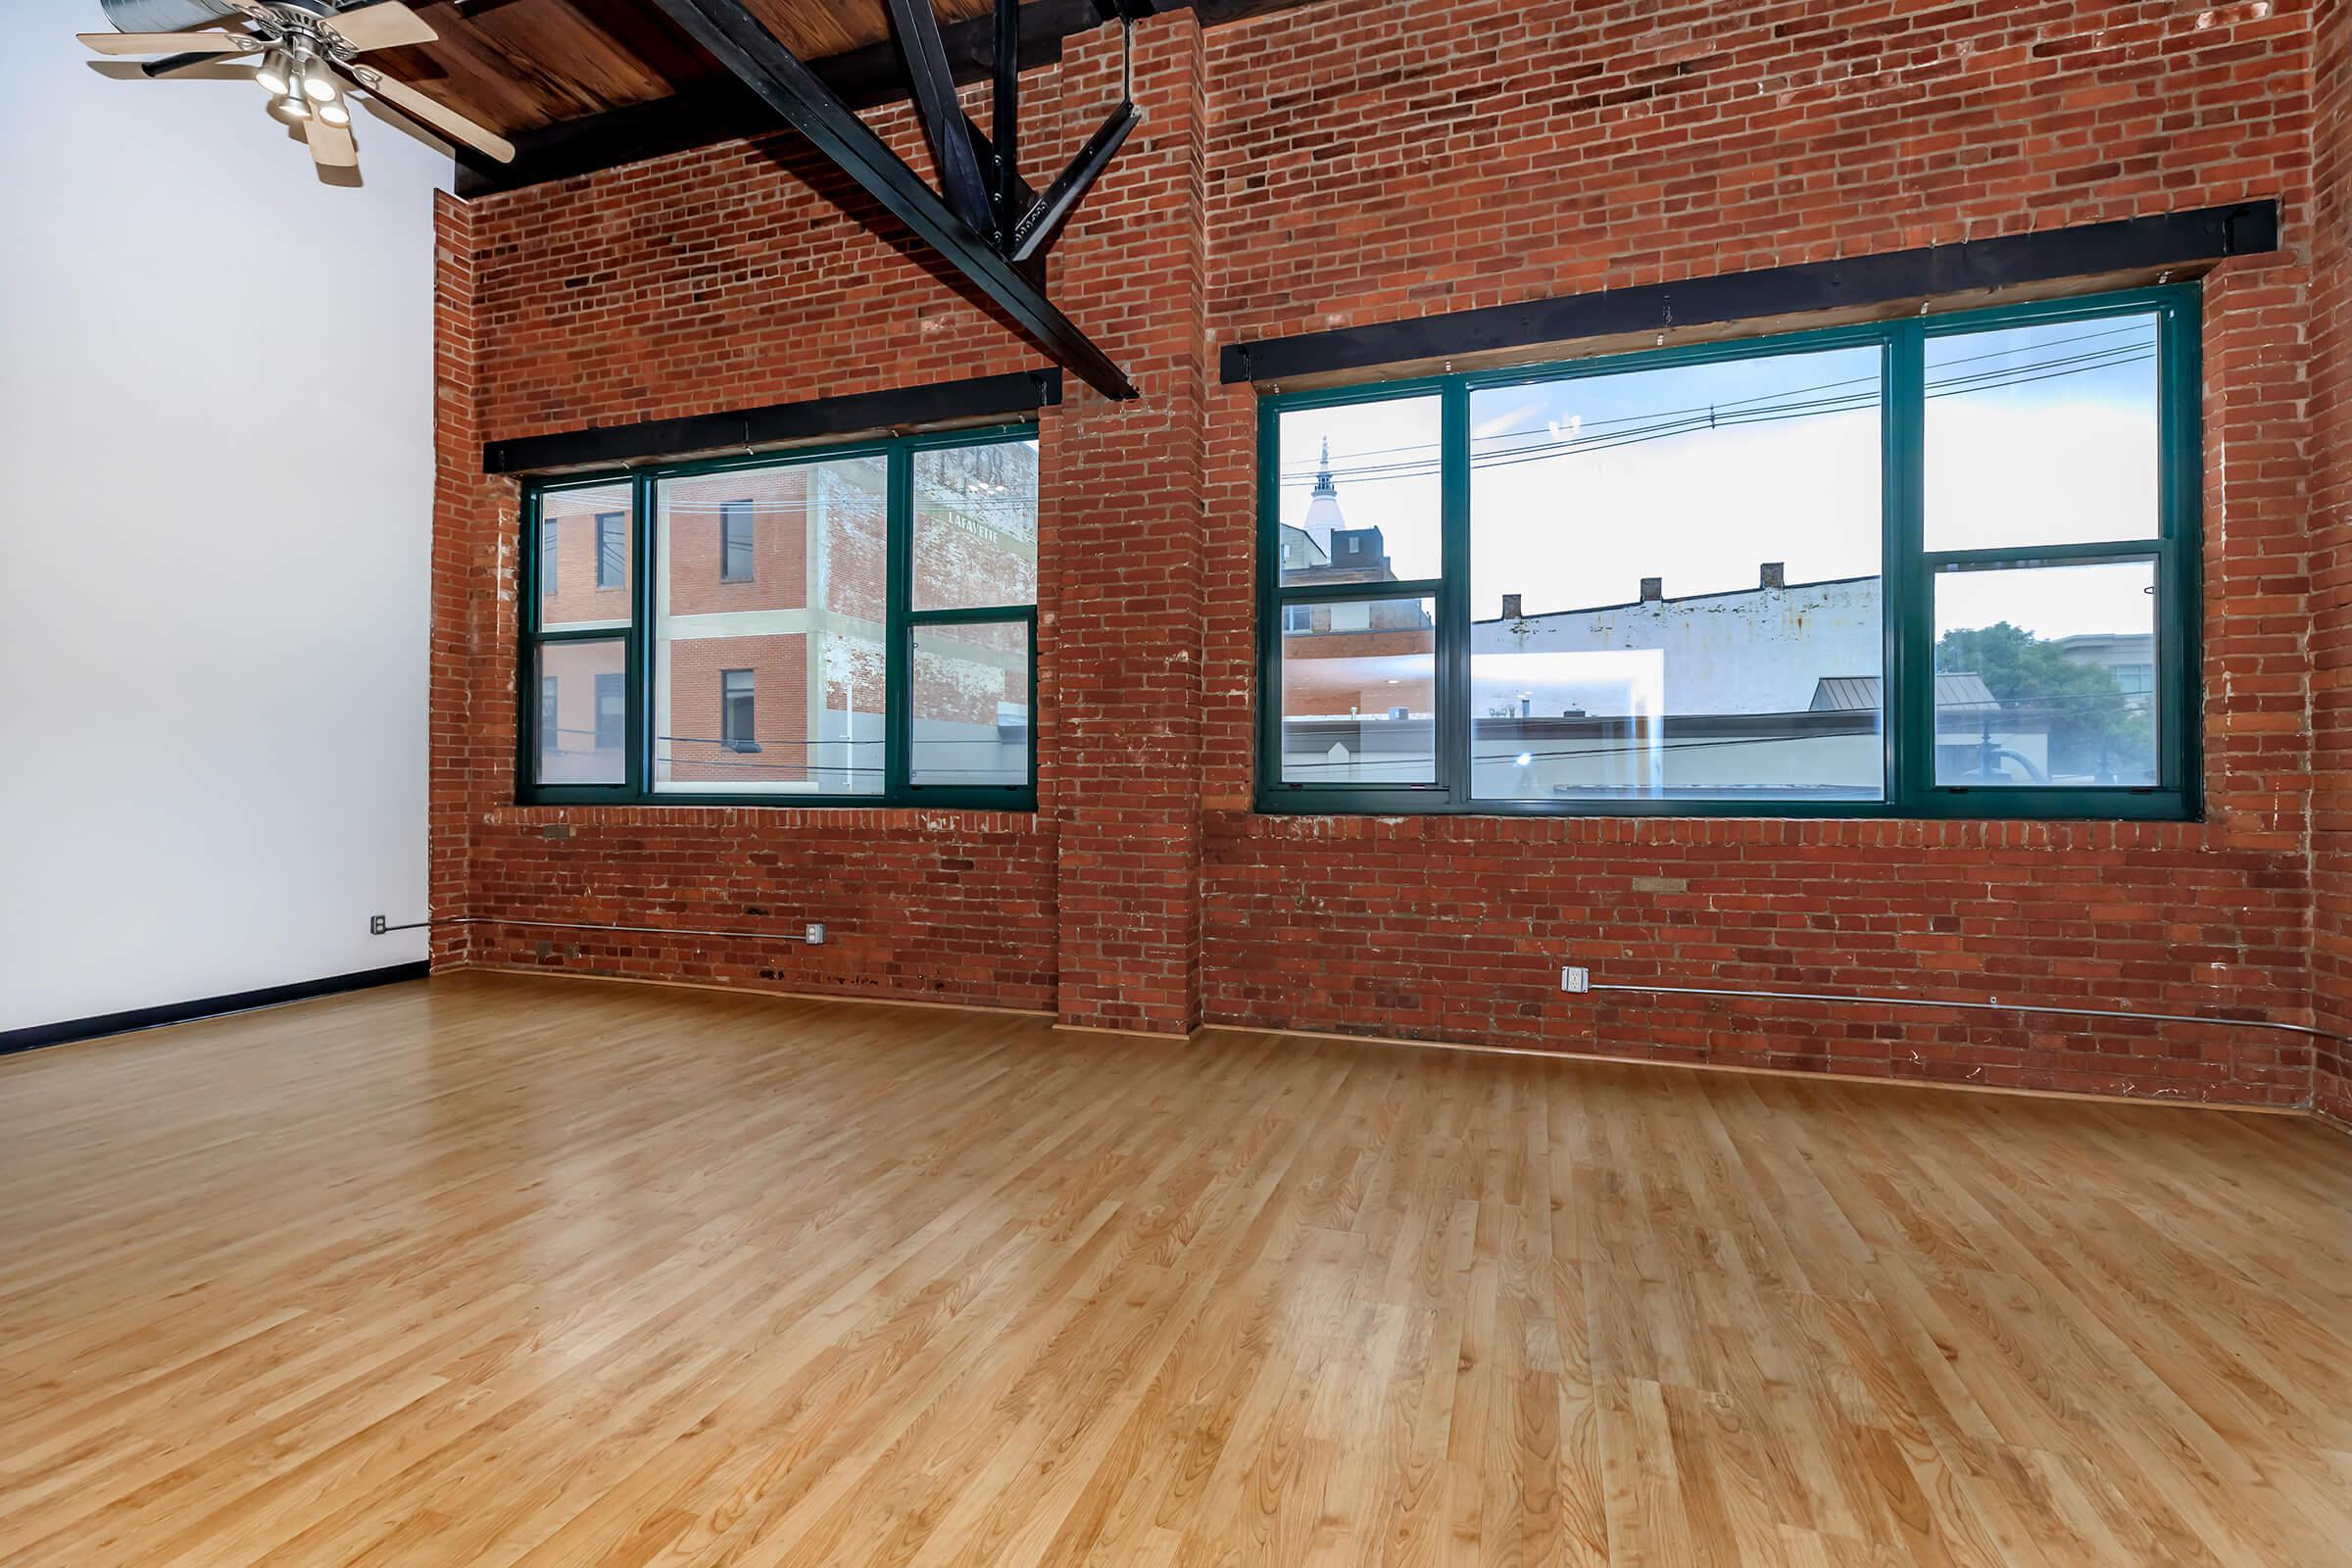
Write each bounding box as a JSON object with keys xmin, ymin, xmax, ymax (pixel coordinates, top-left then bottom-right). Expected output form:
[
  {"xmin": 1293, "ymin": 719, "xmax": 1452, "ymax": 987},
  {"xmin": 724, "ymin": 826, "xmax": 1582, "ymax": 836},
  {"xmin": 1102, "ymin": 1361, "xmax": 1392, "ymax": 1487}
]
[
  {"xmin": 0, "ymin": 4, "xmax": 447, "ymax": 1033},
  {"xmin": 1470, "ymin": 574, "xmax": 1884, "ymax": 719}
]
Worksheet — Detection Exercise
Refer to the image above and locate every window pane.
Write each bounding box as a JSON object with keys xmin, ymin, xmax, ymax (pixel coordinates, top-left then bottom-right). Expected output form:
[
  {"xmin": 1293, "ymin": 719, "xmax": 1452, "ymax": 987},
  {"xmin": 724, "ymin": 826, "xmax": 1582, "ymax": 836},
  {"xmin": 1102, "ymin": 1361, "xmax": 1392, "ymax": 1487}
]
[
  {"xmin": 720, "ymin": 668, "xmax": 756, "ymax": 751},
  {"xmin": 1933, "ymin": 559, "xmax": 2159, "ymax": 787},
  {"xmin": 913, "ymin": 439, "xmax": 1039, "ymax": 611},
  {"xmin": 911, "ymin": 620, "xmax": 1030, "ymax": 787},
  {"xmin": 654, "ymin": 455, "xmax": 889, "ymax": 795},
  {"xmin": 1277, "ymin": 596, "xmax": 1436, "ymax": 785},
  {"xmin": 1276, "ymin": 398, "xmax": 1441, "ymax": 587},
  {"xmin": 1467, "ymin": 346, "xmax": 1884, "ymax": 802},
  {"xmin": 594, "ymin": 671, "xmax": 624, "ymax": 750},
  {"xmin": 540, "ymin": 483, "xmax": 632, "ymax": 630},
  {"xmin": 535, "ymin": 639, "xmax": 626, "ymax": 785},
  {"xmin": 595, "ymin": 514, "xmax": 626, "ymax": 589},
  {"xmin": 719, "ymin": 502, "xmax": 756, "ymax": 583},
  {"xmin": 1924, "ymin": 313, "xmax": 2160, "ymax": 551}
]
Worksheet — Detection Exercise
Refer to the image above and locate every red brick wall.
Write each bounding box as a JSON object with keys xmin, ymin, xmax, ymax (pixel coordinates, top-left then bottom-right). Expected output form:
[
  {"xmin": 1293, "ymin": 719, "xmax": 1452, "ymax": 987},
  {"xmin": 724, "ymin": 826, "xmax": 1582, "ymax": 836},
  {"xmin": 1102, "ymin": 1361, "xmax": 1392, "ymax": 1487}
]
[
  {"xmin": 435, "ymin": 0, "xmax": 2332, "ymax": 1103},
  {"xmin": 2312, "ymin": 0, "xmax": 2351, "ymax": 1120}
]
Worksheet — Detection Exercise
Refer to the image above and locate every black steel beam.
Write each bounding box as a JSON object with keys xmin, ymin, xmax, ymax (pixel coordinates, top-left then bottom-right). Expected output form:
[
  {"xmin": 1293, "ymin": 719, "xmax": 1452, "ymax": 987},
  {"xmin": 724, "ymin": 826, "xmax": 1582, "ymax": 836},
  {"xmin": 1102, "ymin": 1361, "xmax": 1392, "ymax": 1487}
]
[
  {"xmin": 993, "ymin": 0, "xmax": 1020, "ymax": 232},
  {"xmin": 883, "ymin": 0, "xmax": 994, "ymax": 235},
  {"xmin": 482, "ymin": 369, "xmax": 1062, "ymax": 474},
  {"xmin": 1010, "ymin": 101, "xmax": 1138, "ymax": 263},
  {"xmin": 649, "ymin": 0, "xmax": 1134, "ymax": 400},
  {"xmin": 1221, "ymin": 201, "xmax": 2281, "ymax": 384},
  {"xmin": 456, "ymin": 0, "xmax": 1325, "ymax": 197}
]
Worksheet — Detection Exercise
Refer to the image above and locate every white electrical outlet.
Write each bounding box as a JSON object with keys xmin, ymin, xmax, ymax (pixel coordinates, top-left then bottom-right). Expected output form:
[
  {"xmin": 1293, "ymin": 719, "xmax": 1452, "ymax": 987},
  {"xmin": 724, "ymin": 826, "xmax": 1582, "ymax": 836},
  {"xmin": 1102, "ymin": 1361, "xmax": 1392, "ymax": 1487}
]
[{"xmin": 1561, "ymin": 965, "xmax": 1591, "ymax": 994}]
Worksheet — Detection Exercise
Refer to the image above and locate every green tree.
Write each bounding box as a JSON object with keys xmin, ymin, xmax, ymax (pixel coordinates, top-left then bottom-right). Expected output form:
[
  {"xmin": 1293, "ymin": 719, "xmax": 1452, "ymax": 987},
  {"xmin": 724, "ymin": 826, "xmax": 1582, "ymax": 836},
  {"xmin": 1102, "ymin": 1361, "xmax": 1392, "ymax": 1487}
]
[{"xmin": 1934, "ymin": 621, "xmax": 2153, "ymax": 782}]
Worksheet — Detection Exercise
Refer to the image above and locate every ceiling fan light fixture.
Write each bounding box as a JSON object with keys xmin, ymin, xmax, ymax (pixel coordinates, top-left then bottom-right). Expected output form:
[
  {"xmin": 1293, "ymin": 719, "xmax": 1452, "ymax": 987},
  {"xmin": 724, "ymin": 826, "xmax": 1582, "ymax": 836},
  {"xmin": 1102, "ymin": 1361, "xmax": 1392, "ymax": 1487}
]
[
  {"xmin": 255, "ymin": 48, "xmax": 291, "ymax": 96},
  {"xmin": 301, "ymin": 60, "xmax": 340, "ymax": 102},
  {"xmin": 316, "ymin": 97, "xmax": 351, "ymax": 126},
  {"xmin": 267, "ymin": 90, "xmax": 312, "ymax": 123}
]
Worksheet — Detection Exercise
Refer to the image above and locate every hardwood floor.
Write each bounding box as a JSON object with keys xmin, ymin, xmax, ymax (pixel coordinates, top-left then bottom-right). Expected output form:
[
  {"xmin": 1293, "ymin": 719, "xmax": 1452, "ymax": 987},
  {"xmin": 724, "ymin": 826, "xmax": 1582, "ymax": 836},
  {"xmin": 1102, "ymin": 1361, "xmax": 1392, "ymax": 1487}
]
[{"xmin": 2, "ymin": 973, "xmax": 2347, "ymax": 1566}]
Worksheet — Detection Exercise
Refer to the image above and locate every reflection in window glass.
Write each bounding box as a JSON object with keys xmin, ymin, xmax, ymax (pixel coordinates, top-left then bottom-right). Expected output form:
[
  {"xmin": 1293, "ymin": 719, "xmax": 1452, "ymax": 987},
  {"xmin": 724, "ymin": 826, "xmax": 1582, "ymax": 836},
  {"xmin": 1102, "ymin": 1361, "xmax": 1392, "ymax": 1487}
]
[
  {"xmin": 1933, "ymin": 559, "xmax": 2159, "ymax": 787},
  {"xmin": 1275, "ymin": 398, "xmax": 1442, "ymax": 586},
  {"xmin": 720, "ymin": 668, "xmax": 757, "ymax": 752},
  {"xmin": 596, "ymin": 513, "xmax": 626, "ymax": 589},
  {"xmin": 536, "ymin": 639, "xmax": 626, "ymax": 785},
  {"xmin": 719, "ymin": 501, "xmax": 756, "ymax": 582},
  {"xmin": 913, "ymin": 440, "xmax": 1039, "ymax": 611},
  {"xmin": 1277, "ymin": 597, "xmax": 1437, "ymax": 784},
  {"xmin": 911, "ymin": 620, "xmax": 1029, "ymax": 786},
  {"xmin": 1467, "ymin": 346, "xmax": 1885, "ymax": 801},
  {"xmin": 653, "ymin": 455, "xmax": 889, "ymax": 795},
  {"xmin": 1925, "ymin": 314, "xmax": 2160, "ymax": 552},
  {"xmin": 540, "ymin": 483, "xmax": 633, "ymax": 630}
]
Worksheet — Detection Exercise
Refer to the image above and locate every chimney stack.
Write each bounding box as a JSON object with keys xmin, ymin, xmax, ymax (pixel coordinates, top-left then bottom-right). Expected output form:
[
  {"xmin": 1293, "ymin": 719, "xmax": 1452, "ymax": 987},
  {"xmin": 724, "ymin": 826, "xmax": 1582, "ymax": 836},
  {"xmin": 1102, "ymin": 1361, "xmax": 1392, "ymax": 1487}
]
[
  {"xmin": 1760, "ymin": 562, "xmax": 1786, "ymax": 589},
  {"xmin": 1640, "ymin": 576, "xmax": 1663, "ymax": 603},
  {"xmin": 1500, "ymin": 593, "xmax": 1523, "ymax": 619}
]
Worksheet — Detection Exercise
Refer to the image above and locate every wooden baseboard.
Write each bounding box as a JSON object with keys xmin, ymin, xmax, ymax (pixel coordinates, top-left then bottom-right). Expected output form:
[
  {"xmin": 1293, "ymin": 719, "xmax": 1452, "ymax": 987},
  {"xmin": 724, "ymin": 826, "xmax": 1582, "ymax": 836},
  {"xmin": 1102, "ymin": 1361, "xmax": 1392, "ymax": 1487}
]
[
  {"xmin": 1052, "ymin": 1021, "xmax": 1199, "ymax": 1044},
  {"xmin": 435, "ymin": 960, "xmax": 2322, "ymax": 1120},
  {"xmin": 1206, "ymin": 1019, "xmax": 2311, "ymax": 1116},
  {"xmin": 439, "ymin": 958, "xmax": 1057, "ymax": 1020}
]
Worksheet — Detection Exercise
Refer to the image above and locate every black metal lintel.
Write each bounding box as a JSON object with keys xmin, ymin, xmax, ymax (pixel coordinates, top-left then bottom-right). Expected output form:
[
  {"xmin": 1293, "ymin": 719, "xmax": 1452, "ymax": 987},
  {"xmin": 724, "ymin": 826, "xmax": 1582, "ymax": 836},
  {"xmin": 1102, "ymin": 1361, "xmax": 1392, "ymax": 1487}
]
[
  {"xmin": 883, "ymin": 0, "xmax": 994, "ymax": 236},
  {"xmin": 1221, "ymin": 201, "xmax": 2282, "ymax": 383},
  {"xmin": 650, "ymin": 0, "xmax": 1135, "ymax": 400},
  {"xmin": 482, "ymin": 368, "xmax": 1062, "ymax": 474}
]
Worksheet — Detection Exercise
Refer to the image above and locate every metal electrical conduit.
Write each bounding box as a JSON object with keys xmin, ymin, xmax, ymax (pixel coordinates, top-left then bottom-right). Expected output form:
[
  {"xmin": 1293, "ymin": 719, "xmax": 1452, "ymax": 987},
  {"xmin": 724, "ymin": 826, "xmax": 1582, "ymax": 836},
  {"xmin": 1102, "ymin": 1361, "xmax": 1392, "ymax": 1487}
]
[
  {"xmin": 1587, "ymin": 981, "xmax": 2341, "ymax": 1041},
  {"xmin": 370, "ymin": 915, "xmax": 826, "ymax": 945},
  {"xmin": 365, "ymin": 915, "xmax": 2334, "ymax": 1041}
]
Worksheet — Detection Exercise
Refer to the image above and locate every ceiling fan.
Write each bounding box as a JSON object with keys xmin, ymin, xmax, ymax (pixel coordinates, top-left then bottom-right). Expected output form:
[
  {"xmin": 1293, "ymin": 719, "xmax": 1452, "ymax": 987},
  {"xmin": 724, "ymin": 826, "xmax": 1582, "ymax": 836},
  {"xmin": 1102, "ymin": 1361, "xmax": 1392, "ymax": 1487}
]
[{"xmin": 78, "ymin": 0, "xmax": 515, "ymax": 173}]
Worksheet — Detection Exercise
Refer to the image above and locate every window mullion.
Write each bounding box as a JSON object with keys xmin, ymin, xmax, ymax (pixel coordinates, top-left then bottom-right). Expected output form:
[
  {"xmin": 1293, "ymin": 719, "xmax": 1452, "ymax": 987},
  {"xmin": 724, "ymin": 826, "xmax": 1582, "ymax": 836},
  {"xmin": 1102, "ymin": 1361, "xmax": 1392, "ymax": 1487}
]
[
  {"xmin": 1885, "ymin": 318, "xmax": 1927, "ymax": 811},
  {"xmin": 884, "ymin": 442, "xmax": 913, "ymax": 802},
  {"xmin": 1273, "ymin": 576, "xmax": 1446, "ymax": 607},
  {"xmin": 1438, "ymin": 379, "xmax": 1471, "ymax": 806},
  {"xmin": 2159, "ymin": 298, "xmax": 2200, "ymax": 802},
  {"xmin": 629, "ymin": 469, "xmax": 655, "ymax": 799}
]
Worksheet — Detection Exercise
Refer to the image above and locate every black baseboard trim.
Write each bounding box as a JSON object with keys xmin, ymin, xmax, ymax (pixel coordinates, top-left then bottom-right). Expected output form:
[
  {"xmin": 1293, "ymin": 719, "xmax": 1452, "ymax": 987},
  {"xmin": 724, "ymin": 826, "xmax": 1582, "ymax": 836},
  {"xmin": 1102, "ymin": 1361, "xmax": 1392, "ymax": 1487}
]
[
  {"xmin": 1219, "ymin": 200, "xmax": 2280, "ymax": 384},
  {"xmin": 0, "ymin": 961, "xmax": 433, "ymax": 1059}
]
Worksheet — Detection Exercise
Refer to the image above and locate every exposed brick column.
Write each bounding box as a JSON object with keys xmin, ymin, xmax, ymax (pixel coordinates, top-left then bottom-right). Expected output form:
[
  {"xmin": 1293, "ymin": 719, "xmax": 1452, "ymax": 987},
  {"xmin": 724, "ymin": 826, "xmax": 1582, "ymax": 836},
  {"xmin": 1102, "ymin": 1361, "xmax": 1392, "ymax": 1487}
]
[
  {"xmin": 2310, "ymin": 0, "xmax": 2352, "ymax": 1116},
  {"xmin": 1044, "ymin": 13, "xmax": 1211, "ymax": 1034},
  {"xmin": 429, "ymin": 191, "xmax": 481, "ymax": 970}
]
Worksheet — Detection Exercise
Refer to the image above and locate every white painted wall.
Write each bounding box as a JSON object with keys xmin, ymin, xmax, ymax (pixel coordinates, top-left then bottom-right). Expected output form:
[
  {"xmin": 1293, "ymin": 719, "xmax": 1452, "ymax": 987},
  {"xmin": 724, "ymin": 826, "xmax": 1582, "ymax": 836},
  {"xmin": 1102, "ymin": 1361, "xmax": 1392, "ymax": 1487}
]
[{"xmin": 0, "ymin": 2, "xmax": 447, "ymax": 1032}]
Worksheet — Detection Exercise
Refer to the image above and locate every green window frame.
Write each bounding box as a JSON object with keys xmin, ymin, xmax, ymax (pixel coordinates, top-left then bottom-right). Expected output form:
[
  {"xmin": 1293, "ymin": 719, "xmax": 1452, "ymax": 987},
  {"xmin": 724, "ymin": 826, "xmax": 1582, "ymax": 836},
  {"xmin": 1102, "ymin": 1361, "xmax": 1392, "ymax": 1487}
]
[
  {"xmin": 1254, "ymin": 285, "xmax": 2202, "ymax": 821},
  {"xmin": 518, "ymin": 423, "xmax": 1039, "ymax": 810}
]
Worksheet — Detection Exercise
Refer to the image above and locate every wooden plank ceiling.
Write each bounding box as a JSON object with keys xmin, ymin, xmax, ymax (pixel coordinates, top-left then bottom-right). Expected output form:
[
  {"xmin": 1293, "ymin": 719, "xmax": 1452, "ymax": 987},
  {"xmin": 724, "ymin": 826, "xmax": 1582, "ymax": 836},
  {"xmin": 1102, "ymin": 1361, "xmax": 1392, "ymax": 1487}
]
[{"xmin": 368, "ymin": 0, "xmax": 1004, "ymax": 138}]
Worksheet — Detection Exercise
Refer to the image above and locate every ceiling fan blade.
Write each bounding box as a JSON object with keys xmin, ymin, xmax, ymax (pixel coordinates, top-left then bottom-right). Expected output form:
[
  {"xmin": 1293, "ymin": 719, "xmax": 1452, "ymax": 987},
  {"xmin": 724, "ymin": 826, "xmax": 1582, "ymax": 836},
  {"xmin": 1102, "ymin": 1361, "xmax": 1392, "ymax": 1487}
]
[
  {"xmin": 307, "ymin": 116, "xmax": 360, "ymax": 170},
  {"xmin": 78, "ymin": 30, "xmax": 258, "ymax": 56},
  {"xmin": 324, "ymin": 3, "xmax": 438, "ymax": 53},
  {"xmin": 144, "ymin": 48, "xmax": 255, "ymax": 78},
  {"xmin": 354, "ymin": 69, "xmax": 514, "ymax": 163}
]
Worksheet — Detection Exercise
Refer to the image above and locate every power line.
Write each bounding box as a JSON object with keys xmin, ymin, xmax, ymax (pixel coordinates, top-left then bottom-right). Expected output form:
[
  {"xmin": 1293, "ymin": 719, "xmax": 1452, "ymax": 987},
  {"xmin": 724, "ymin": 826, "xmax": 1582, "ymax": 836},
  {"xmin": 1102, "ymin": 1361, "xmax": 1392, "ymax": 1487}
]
[
  {"xmin": 1274, "ymin": 338, "xmax": 2156, "ymax": 490},
  {"xmin": 1282, "ymin": 320, "xmax": 2155, "ymax": 470}
]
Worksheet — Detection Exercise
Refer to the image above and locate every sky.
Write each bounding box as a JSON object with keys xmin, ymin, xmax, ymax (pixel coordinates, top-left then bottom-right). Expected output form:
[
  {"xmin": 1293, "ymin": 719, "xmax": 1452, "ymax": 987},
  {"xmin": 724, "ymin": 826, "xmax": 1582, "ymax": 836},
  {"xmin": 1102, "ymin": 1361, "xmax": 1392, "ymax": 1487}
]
[{"xmin": 1275, "ymin": 315, "xmax": 2164, "ymax": 642}]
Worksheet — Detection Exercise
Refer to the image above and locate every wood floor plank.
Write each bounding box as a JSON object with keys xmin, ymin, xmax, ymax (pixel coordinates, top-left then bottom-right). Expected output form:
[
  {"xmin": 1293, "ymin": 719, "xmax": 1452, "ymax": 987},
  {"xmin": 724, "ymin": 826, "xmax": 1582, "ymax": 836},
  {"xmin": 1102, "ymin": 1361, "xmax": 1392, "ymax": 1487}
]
[{"xmin": 1, "ymin": 971, "xmax": 2346, "ymax": 1567}]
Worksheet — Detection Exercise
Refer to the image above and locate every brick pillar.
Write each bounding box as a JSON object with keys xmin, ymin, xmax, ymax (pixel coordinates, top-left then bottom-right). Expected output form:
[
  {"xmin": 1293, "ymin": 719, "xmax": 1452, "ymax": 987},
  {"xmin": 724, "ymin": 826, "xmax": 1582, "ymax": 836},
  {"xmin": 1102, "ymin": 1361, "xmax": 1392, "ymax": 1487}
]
[
  {"xmin": 429, "ymin": 191, "xmax": 479, "ymax": 970},
  {"xmin": 2310, "ymin": 0, "xmax": 2352, "ymax": 1115},
  {"xmin": 1043, "ymin": 13, "xmax": 1210, "ymax": 1034}
]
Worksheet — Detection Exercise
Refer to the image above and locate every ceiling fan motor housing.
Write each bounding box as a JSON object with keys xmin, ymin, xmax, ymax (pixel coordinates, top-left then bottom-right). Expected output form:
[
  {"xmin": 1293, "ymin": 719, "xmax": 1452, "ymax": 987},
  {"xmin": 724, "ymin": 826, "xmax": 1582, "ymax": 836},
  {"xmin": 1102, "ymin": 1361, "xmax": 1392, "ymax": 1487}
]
[
  {"xmin": 99, "ymin": 0, "xmax": 241, "ymax": 29},
  {"xmin": 99, "ymin": 0, "xmax": 342, "ymax": 29}
]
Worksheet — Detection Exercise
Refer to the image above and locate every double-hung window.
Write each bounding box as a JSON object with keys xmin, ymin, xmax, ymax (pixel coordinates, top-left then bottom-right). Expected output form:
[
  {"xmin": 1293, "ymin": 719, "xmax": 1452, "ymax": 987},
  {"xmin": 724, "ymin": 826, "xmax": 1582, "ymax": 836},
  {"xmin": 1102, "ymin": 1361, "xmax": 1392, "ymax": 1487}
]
[
  {"xmin": 519, "ymin": 425, "xmax": 1038, "ymax": 808},
  {"xmin": 1257, "ymin": 287, "xmax": 2199, "ymax": 819}
]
